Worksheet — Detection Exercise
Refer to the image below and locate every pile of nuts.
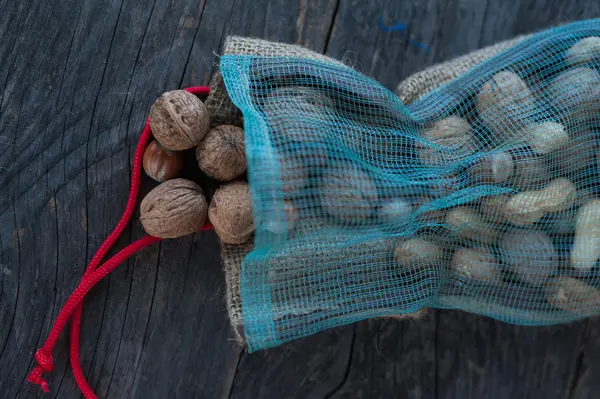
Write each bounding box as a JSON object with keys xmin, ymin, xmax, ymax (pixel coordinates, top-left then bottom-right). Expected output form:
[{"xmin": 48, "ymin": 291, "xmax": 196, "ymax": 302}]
[
  {"xmin": 404, "ymin": 36, "xmax": 600, "ymax": 313},
  {"xmin": 139, "ymin": 35, "xmax": 600, "ymax": 316},
  {"xmin": 140, "ymin": 90, "xmax": 253, "ymax": 244}
]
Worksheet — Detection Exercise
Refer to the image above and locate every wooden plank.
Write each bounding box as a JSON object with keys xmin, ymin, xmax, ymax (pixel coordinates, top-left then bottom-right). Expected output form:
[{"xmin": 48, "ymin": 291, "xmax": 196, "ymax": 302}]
[
  {"xmin": 479, "ymin": 0, "xmax": 600, "ymax": 47},
  {"xmin": 50, "ymin": 0, "xmax": 245, "ymax": 397},
  {"xmin": 570, "ymin": 319, "xmax": 600, "ymax": 399},
  {"xmin": 324, "ymin": 0, "xmax": 491, "ymax": 91},
  {"xmin": 0, "ymin": 0, "xmax": 94, "ymax": 396},
  {"xmin": 436, "ymin": 311, "xmax": 587, "ymax": 399},
  {"xmin": 180, "ymin": 0, "xmax": 339, "ymax": 87},
  {"xmin": 228, "ymin": 325, "xmax": 353, "ymax": 399},
  {"xmin": 330, "ymin": 313, "xmax": 437, "ymax": 399},
  {"xmin": 0, "ymin": 0, "xmax": 245, "ymax": 398},
  {"xmin": 2, "ymin": 0, "xmax": 600, "ymax": 398}
]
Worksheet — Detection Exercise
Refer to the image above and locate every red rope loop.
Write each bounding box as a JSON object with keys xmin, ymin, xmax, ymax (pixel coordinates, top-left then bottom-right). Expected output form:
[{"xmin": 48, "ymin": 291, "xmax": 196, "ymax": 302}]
[{"xmin": 27, "ymin": 86, "xmax": 211, "ymax": 398}]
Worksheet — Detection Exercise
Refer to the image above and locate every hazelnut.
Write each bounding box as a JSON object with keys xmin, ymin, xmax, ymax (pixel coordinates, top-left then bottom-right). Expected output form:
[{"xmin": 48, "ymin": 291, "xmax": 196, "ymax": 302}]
[
  {"xmin": 319, "ymin": 162, "xmax": 379, "ymax": 223},
  {"xmin": 565, "ymin": 37, "xmax": 600, "ymax": 67},
  {"xmin": 142, "ymin": 140, "xmax": 184, "ymax": 182},
  {"xmin": 140, "ymin": 178, "xmax": 208, "ymax": 238},
  {"xmin": 196, "ymin": 125, "xmax": 246, "ymax": 181},
  {"xmin": 262, "ymin": 87, "xmax": 334, "ymax": 143},
  {"xmin": 149, "ymin": 90, "xmax": 211, "ymax": 150},
  {"xmin": 419, "ymin": 116, "xmax": 476, "ymax": 165},
  {"xmin": 209, "ymin": 181, "xmax": 254, "ymax": 244},
  {"xmin": 476, "ymin": 71, "xmax": 535, "ymax": 142},
  {"xmin": 499, "ymin": 229, "xmax": 556, "ymax": 285},
  {"xmin": 546, "ymin": 276, "xmax": 600, "ymax": 315}
]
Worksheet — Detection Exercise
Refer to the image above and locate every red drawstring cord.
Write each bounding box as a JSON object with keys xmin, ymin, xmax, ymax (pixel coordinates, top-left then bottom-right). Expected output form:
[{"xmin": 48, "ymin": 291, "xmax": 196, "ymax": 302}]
[{"xmin": 28, "ymin": 86, "xmax": 212, "ymax": 398}]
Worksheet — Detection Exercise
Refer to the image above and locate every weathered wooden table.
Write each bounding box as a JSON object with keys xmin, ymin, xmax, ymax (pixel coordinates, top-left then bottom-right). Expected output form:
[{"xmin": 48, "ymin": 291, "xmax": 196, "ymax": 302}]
[{"xmin": 2, "ymin": 1, "xmax": 600, "ymax": 398}]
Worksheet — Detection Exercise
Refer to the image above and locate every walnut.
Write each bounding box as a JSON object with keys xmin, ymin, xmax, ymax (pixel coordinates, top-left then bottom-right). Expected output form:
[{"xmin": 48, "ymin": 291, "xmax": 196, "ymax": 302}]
[
  {"xmin": 149, "ymin": 90, "xmax": 211, "ymax": 150},
  {"xmin": 140, "ymin": 178, "xmax": 208, "ymax": 238},
  {"xmin": 208, "ymin": 181, "xmax": 254, "ymax": 244},
  {"xmin": 319, "ymin": 162, "xmax": 378, "ymax": 223},
  {"xmin": 196, "ymin": 125, "xmax": 246, "ymax": 181}
]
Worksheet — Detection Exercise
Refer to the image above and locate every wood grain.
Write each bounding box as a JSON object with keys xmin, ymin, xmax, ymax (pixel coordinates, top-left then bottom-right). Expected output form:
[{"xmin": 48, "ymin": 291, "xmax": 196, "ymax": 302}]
[{"xmin": 1, "ymin": 0, "xmax": 600, "ymax": 398}]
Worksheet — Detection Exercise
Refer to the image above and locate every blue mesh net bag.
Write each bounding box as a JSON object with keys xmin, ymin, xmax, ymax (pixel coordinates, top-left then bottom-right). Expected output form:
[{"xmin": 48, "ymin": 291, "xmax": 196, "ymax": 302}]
[{"xmin": 214, "ymin": 20, "xmax": 600, "ymax": 352}]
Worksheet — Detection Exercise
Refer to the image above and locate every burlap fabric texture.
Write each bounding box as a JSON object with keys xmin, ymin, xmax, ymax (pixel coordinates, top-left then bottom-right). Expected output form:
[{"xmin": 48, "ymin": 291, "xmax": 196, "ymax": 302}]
[{"xmin": 207, "ymin": 34, "xmax": 531, "ymax": 344}]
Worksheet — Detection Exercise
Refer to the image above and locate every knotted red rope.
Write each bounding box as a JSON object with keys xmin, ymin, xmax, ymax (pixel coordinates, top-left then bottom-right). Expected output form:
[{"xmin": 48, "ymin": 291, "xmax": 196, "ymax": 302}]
[{"xmin": 28, "ymin": 86, "xmax": 212, "ymax": 398}]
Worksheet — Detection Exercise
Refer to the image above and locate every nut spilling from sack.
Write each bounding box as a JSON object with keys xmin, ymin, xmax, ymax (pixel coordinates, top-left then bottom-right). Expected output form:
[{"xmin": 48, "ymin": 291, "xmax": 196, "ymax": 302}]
[{"xmin": 134, "ymin": 25, "xmax": 600, "ymax": 353}]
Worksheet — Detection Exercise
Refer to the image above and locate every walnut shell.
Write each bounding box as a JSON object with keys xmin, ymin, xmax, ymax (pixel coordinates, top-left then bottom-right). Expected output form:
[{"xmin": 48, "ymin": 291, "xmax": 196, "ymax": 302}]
[
  {"xmin": 319, "ymin": 162, "xmax": 378, "ymax": 223},
  {"xmin": 196, "ymin": 125, "xmax": 246, "ymax": 181},
  {"xmin": 278, "ymin": 154, "xmax": 309, "ymax": 198},
  {"xmin": 143, "ymin": 140, "xmax": 184, "ymax": 182},
  {"xmin": 262, "ymin": 87, "xmax": 334, "ymax": 143},
  {"xmin": 149, "ymin": 90, "xmax": 211, "ymax": 151},
  {"xmin": 209, "ymin": 181, "xmax": 254, "ymax": 244},
  {"xmin": 140, "ymin": 178, "xmax": 208, "ymax": 238}
]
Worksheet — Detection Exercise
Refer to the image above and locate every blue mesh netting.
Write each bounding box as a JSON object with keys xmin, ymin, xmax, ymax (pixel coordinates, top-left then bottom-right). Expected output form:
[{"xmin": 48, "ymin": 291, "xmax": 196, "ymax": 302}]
[{"xmin": 220, "ymin": 19, "xmax": 600, "ymax": 352}]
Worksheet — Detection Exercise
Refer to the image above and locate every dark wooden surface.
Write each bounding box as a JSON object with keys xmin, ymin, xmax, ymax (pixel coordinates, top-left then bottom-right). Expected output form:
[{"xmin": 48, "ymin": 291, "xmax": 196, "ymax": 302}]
[{"xmin": 2, "ymin": 0, "xmax": 600, "ymax": 398}]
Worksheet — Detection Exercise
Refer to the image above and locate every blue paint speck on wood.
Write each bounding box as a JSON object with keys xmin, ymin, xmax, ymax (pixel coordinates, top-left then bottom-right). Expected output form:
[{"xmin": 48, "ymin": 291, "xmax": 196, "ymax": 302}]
[{"xmin": 378, "ymin": 16, "xmax": 429, "ymax": 54}]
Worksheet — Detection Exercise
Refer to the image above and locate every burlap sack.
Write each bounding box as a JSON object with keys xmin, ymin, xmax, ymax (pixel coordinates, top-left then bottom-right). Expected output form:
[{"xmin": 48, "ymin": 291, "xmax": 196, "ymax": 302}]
[{"xmin": 209, "ymin": 35, "xmax": 530, "ymax": 344}]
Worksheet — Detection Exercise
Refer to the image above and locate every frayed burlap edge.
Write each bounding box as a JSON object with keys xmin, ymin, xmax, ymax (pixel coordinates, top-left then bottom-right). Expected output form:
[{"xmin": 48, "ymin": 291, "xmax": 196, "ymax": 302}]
[
  {"xmin": 204, "ymin": 36, "xmax": 348, "ymax": 129},
  {"xmin": 395, "ymin": 34, "xmax": 531, "ymax": 104}
]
